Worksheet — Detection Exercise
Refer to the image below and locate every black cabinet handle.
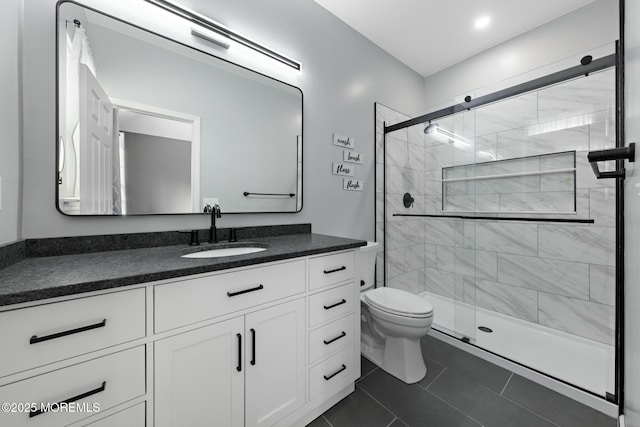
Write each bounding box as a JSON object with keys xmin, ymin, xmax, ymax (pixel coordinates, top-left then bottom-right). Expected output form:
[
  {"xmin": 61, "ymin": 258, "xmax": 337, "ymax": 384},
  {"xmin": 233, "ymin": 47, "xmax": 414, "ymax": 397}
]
[
  {"xmin": 250, "ymin": 328, "xmax": 256, "ymax": 366},
  {"xmin": 236, "ymin": 333, "xmax": 242, "ymax": 372},
  {"xmin": 323, "ymin": 364, "xmax": 346, "ymax": 381},
  {"xmin": 29, "ymin": 381, "xmax": 106, "ymax": 418},
  {"xmin": 30, "ymin": 319, "xmax": 107, "ymax": 345},
  {"xmin": 324, "ymin": 299, "xmax": 347, "ymax": 310},
  {"xmin": 323, "ymin": 266, "xmax": 346, "ymax": 274},
  {"xmin": 323, "ymin": 331, "xmax": 347, "ymax": 345},
  {"xmin": 227, "ymin": 284, "xmax": 264, "ymax": 297}
]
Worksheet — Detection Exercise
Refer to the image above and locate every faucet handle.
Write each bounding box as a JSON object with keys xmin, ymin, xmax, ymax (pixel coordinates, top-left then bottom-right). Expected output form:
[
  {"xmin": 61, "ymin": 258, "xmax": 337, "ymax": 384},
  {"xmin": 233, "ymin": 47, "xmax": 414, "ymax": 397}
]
[
  {"xmin": 203, "ymin": 204, "xmax": 212, "ymax": 213},
  {"xmin": 189, "ymin": 230, "xmax": 200, "ymax": 246},
  {"xmin": 179, "ymin": 230, "xmax": 200, "ymax": 246}
]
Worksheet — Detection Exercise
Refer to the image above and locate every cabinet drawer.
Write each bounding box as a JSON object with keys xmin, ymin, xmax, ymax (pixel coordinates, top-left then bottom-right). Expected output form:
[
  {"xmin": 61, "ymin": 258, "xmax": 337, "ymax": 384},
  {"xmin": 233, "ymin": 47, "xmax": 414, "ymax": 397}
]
[
  {"xmin": 0, "ymin": 346, "xmax": 146, "ymax": 427},
  {"xmin": 0, "ymin": 288, "xmax": 146, "ymax": 377},
  {"xmin": 309, "ymin": 283, "xmax": 355, "ymax": 328},
  {"xmin": 83, "ymin": 402, "xmax": 145, "ymax": 426},
  {"xmin": 309, "ymin": 314, "xmax": 354, "ymax": 364},
  {"xmin": 309, "ymin": 345, "xmax": 355, "ymax": 401},
  {"xmin": 155, "ymin": 260, "xmax": 305, "ymax": 332},
  {"xmin": 309, "ymin": 251, "xmax": 354, "ymax": 290}
]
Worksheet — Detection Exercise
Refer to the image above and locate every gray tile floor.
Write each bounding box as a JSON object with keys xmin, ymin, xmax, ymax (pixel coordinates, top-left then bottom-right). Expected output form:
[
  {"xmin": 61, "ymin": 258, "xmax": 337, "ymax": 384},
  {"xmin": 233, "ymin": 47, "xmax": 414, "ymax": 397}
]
[{"xmin": 307, "ymin": 334, "xmax": 617, "ymax": 427}]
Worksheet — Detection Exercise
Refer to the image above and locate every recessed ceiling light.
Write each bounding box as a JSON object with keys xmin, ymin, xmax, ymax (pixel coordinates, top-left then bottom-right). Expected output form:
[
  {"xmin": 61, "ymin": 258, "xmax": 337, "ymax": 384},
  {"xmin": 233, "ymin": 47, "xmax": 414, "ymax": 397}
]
[{"xmin": 474, "ymin": 15, "xmax": 491, "ymax": 30}]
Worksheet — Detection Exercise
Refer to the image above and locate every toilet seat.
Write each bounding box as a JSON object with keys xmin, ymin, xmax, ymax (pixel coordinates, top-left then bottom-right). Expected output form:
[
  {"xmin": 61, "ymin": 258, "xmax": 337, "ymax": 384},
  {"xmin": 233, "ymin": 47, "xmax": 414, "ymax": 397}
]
[{"xmin": 364, "ymin": 288, "xmax": 433, "ymax": 319}]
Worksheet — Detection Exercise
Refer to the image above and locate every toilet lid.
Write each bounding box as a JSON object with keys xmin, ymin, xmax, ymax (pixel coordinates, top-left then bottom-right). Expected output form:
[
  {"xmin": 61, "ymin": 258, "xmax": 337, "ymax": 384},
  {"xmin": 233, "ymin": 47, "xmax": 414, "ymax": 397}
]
[{"xmin": 364, "ymin": 287, "xmax": 433, "ymax": 317}]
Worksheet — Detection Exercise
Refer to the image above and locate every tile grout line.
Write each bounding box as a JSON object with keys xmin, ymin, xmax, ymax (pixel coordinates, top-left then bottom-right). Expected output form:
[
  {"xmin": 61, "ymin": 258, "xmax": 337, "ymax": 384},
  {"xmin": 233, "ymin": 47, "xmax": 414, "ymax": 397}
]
[
  {"xmin": 423, "ymin": 366, "xmax": 448, "ymax": 390},
  {"xmin": 321, "ymin": 414, "xmax": 334, "ymax": 427},
  {"xmin": 424, "ymin": 388, "xmax": 485, "ymax": 427},
  {"xmin": 435, "ymin": 353, "xmax": 563, "ymax": 427},
  {"xmin": 385, "ymin": 417, "xmax": 398, "ymax": 427},
  {"xmin": 500, "ymin": 394, "xmax": 562, "ymax": 427},
  {"xmin": 428, "ymin": 362, "xmax": 558, "ymax": 426},
  {"xmin": 356, "ymin": 383, "xmax": 405, "ymax": 426},
  {"xmin": 499, "ymin": 372, "xmax": 514, "ymax": 396},
  {"xmin": 356, "ymin": 365, "xmax": 379, "ymax": 384}
]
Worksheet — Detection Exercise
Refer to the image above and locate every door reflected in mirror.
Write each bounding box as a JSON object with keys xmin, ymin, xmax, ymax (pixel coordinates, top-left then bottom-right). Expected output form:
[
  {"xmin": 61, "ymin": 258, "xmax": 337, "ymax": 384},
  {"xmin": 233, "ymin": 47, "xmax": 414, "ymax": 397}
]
[{"xmin": 57, "ymin": 1, "xmax": 303, "ymax": 215}]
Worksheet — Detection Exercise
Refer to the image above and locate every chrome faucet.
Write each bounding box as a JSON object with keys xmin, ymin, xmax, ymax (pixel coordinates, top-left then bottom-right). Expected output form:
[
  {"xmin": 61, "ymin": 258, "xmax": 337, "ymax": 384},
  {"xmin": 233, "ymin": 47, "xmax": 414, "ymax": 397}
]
[{"xmin": 204, "ymin": 203, "xmax": 222, "ymax": 243}]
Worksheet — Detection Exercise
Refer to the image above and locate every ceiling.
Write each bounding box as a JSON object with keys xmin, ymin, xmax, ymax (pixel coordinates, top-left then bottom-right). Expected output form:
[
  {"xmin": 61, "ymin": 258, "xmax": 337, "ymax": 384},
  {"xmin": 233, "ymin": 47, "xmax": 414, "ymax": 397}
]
[{"xmin": 313, "ymin": 0, "xmax": 595, "ymax": 77}]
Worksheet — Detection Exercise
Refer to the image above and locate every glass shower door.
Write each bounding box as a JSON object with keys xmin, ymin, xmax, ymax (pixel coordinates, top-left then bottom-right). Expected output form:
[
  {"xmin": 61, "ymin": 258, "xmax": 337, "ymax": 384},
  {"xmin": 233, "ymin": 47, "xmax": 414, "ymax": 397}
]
[{"xmin": 383, "ymin": 66, "xmax": 617, "ymax": 398}]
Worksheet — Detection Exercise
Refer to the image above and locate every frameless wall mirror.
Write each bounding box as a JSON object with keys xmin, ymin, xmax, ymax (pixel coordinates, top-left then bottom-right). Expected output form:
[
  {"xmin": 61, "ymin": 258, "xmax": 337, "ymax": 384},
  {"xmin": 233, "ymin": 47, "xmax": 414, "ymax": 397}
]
[{"xmin": 56, "ymin": 1, "xmax": 303, "ymax": 215}]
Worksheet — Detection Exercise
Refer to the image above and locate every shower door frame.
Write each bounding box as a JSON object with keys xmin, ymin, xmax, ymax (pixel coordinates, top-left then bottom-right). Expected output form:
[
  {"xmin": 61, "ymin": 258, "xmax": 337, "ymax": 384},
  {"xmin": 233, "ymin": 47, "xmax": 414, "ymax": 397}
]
[{"xmin": 380, "ymin": 51, "xmax": 625, "ymax": 407}]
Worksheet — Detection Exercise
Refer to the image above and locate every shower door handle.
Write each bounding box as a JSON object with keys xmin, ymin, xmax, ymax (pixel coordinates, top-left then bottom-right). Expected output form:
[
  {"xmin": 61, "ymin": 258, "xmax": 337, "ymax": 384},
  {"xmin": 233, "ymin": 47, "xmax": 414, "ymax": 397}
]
[{"xmin": 587, "ymin": 143, "xmax": 635, "ymax": 179}]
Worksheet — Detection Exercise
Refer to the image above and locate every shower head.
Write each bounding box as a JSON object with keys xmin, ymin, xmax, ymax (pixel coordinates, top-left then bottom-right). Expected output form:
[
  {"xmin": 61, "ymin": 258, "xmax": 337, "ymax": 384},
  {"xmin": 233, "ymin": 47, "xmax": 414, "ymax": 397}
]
[
  {"xmin": 424, "ymin": 121, "xmax": 439, "ymax": 134},
  {"xmin": 423, "ymin": 121, "xmax": 471, "ymax": 147}
]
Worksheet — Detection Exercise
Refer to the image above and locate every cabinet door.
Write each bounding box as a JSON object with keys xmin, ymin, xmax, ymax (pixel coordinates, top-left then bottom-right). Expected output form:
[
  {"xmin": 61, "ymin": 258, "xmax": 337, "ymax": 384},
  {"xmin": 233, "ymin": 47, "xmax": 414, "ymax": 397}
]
[
  {"xmin": 245, "ymin": 299, "xmax": 306, "ymax": 427},
  {"xmin": 155, "ymin": 317, "xmax": 244, "ymax": 427},
  {"xmin": 82, "ymin": 402, "xmax": 145, "ymax": 426}
]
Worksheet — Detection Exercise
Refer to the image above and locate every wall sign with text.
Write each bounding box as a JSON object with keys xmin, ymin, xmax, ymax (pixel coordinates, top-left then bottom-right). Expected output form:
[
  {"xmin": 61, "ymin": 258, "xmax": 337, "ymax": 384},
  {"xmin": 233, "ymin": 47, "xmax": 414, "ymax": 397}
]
[
  {"xmin": 333, "ymin": 134, "xmax": 355, "ymax": 149},
  {"xmin": 332, "ymin": 163, "xmax": 354, "ymax": 176},
  {"xmin": 343, "ymin": 150, "xmax": 363, "ymax": 164},
  {"xmin": 343, "ymin": 179, "xmax": 363, "ymax": 191}
]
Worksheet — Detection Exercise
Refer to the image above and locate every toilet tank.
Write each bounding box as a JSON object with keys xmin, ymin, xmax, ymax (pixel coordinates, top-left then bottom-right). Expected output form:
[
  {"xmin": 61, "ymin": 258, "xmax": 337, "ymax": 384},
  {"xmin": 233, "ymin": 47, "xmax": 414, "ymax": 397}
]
[{"xmin": 356, "ymin": 241, "xmax": 379, "ymax": 292}]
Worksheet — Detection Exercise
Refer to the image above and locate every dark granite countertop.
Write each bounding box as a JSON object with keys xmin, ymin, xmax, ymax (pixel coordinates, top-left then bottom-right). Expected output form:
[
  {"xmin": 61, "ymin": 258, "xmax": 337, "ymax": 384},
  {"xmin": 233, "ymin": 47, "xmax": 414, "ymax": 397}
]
[{"xmin": 0, "ymin": 233, "xmax": 366, "ymax": 307}]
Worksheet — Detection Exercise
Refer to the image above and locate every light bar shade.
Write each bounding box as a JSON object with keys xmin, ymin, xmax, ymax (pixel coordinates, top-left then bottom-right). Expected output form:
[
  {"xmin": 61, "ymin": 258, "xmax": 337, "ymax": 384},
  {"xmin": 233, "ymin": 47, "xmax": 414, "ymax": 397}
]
[
  {"xmin": 190, "ymin": 27, "xmax": 230, "ymax": 50},
  {"xmin": 144, "ymin": 0, "xmax": 301, "ymax": 70}
]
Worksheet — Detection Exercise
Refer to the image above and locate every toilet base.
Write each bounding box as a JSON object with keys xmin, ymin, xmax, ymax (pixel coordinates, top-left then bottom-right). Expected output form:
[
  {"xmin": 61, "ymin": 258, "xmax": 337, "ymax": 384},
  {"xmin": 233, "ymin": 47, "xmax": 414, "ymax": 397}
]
[
  {"xmin": 382, "ymin": 336, "xmax": 427, "ymax": 384},
  {"xmin": 361, "ymin": 332, "xmax": 427, "ymax": 384},
  {"xmin": 360, "ymin": 334, "xmax": 384, "ymax": 367}
]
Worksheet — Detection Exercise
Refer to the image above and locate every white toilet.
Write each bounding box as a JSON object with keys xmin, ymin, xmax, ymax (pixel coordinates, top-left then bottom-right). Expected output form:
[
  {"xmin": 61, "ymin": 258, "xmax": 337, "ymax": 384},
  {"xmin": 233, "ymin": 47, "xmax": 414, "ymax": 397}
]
[{"xmin": 357, "ymin": 242, "xmax": 434, "ymax": 384}]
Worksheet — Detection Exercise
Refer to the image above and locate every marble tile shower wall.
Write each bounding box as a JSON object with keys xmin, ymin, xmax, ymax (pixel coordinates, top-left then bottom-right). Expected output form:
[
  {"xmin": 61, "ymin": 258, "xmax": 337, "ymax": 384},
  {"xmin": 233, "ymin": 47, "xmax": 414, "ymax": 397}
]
[
  {"xmin": 375, "ymin": 103, "xmax": 414, "ymax": 288},
  {"xmin": 375, "ymin": 69, "xmax": 617, "ymax": 347}
]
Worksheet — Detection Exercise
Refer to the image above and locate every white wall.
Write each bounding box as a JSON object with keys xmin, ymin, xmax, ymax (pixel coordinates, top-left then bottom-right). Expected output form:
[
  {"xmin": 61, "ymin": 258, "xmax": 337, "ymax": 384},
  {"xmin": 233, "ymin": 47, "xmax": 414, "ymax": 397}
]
[
  {"xmin": 0, "ymin": 0, "xmax": 22, "ymax": 245},
  {"xmin": 624, "ymin": 0, "xmax": 640, "ymax": 424},
  {"xmin": 21, "ymin": 0, "xmax": 425, "ymax": 241},
  {"xmin": 422, "ymin": 0, "xmax": 619, "ymax": 111}
]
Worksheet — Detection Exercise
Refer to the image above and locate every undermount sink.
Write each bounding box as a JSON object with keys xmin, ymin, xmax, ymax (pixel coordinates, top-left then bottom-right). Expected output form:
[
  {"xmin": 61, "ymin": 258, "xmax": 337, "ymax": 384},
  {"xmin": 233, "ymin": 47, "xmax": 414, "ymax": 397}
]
[{"xmin": 181, "ymin": 245, "xmax": 268, "ymax": 259}]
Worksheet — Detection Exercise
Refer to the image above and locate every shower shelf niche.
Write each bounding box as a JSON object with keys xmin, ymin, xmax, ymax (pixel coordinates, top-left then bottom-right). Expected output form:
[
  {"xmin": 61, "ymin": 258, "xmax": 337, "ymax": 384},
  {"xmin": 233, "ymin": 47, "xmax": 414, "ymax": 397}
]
[
  {"xmin": 441, "ymin": 151, "xmax": 577, "ymax": 215},
  {"xmin": 439, "ymin": 167, "xmax": 576, "ymax": 183}
]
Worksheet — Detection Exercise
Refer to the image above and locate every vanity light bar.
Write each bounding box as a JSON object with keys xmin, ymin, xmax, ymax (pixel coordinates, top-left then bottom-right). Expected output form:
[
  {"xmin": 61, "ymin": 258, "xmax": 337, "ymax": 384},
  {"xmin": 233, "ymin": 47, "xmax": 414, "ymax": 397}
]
[
  {"xmin": 144, "ymin": 0, "xmax": 302, "ymax": 70},
  {"xmin": 190, "ymin": 27, "xmax": 230, "ymax": 50}
]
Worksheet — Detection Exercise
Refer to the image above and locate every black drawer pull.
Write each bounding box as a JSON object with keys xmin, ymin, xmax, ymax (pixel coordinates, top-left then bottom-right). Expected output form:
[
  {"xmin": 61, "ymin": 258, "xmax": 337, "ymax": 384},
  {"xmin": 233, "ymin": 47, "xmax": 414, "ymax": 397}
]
[
  {"xmin": 237, "ymin": 333, "xmax": 242, "ymax": 372},
  {"xmin": 29, "ymin": 381, "xmax": 106, "ymax": 418},
  {"xmin": 250, "ymin": 328, "xmax": 256, "ymax": 366},
  {"xmin": 324, "ymin": 364, "xmax": 346, "ymax": 381},
  {"xmin": 323, "ymin": 331, "xmax": 347, "ymax": 345},
  {"xmin": 30, "ymin": 319, "xmax": 107, "ymax": 345},
  {"xmin": 227, "ymin": 284, "xmax": 264, "ymax": 297},
  {"xmin": 323, "ymin": 266, "xmax": 346, "ymax": 274},
  {"xmin": 324, "ymin": 299, "xmax": 347, "ymax": 310}
]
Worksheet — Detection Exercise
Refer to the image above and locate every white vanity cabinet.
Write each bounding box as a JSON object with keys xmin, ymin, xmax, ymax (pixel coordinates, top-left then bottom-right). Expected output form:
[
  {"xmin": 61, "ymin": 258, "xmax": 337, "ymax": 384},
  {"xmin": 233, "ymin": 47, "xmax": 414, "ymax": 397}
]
[
  {"xmin": 244, "ymin": 298, "xmax": 306, "ymax": 427},
  {"xmin": 305, "ymin": 251, "xmax": 359, "ymax": 407},
  {"xmin": 154, "ymin": 317, "xmax": 245, "ymax": 427},
  {"xmin": 154, "ymin": 299, "xmax": 305, "ymax": 427},
  {"xmin": 0, "ymin": 288, "xmax": 146, "ymax": 377},
  {"xmin": 0, "ymin": 289, "xmax": 147, "ymax": 427},
  {"xmin": 153, "ymin": 259, "xmax": 307, "ymax": 427},
  {"xmin": 0, "ymin": 246, "xmax": 361, "ymax": 427},
  {"xmin": 81, "ymin": 403, "xmax": 146, "ymax": 427}
]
